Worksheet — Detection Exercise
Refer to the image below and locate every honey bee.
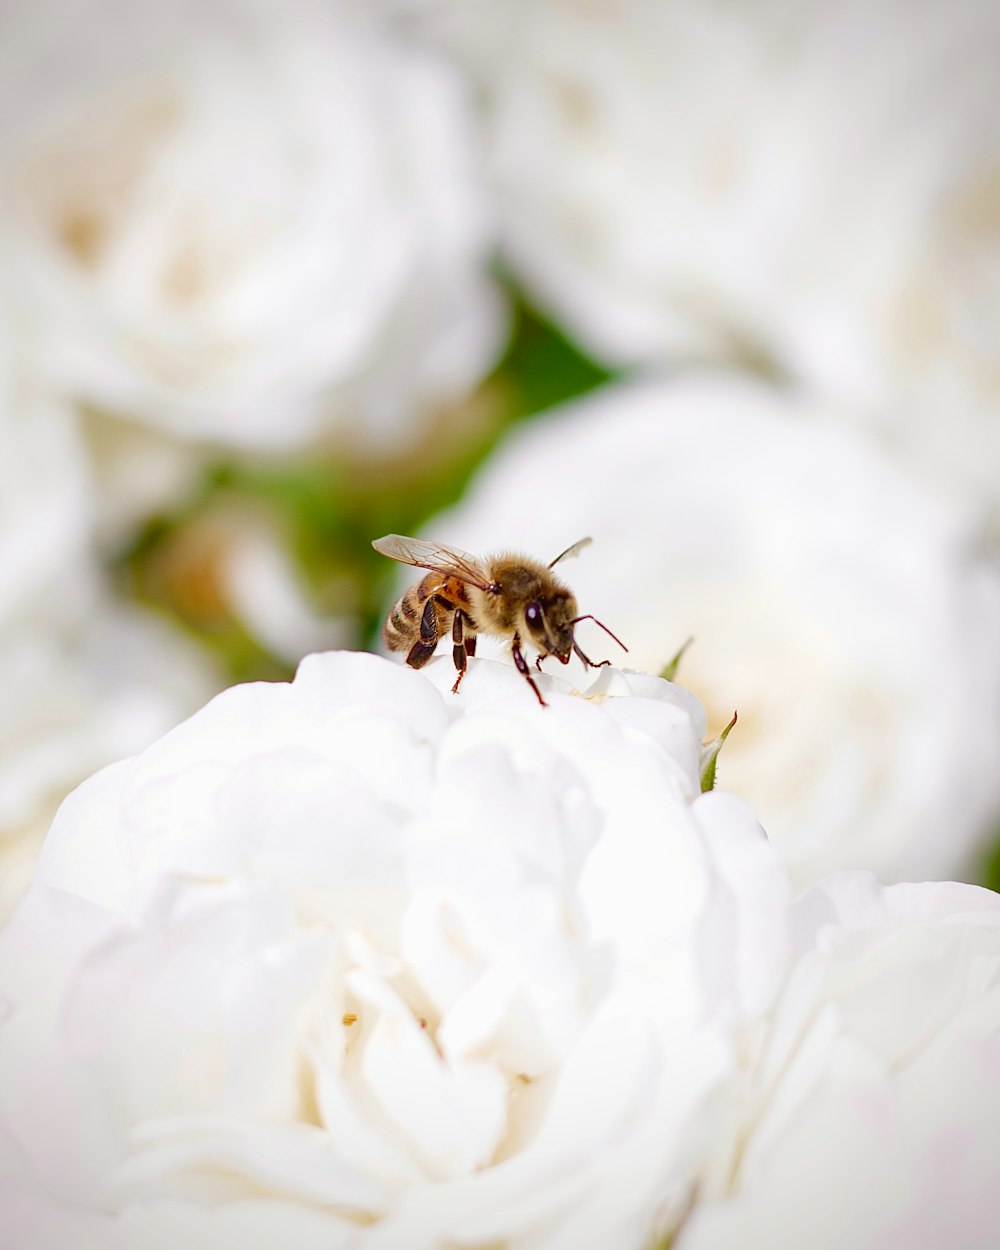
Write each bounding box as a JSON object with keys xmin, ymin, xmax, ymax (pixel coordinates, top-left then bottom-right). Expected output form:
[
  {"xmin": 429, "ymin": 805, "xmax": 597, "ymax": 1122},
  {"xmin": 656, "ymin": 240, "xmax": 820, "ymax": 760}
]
[{"xmin": 372, "ymin": 534, "xmax": 626, "ymax": 706}]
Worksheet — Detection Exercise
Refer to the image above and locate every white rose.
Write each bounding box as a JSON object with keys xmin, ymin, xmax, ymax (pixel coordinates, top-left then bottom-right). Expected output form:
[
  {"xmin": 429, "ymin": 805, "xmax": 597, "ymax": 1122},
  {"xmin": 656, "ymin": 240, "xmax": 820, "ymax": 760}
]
[
  {"xmin": 679, "ymin": 872, "xmax": 1000, "ymax": 1250},
  {"xmin": 1, "ymin": 0, "xmax": 504, "ymax": 452},
  {"xmin": 0, "ymin": 356, "xmax": 218, "ymax": 919},
  {"xmin": 423, "ymin": 375, "xmax": 1000, "ymax": 887},
  {"xmin": 4, "ymin": 652, "xmax": 1000, "ymax": 1248},
  {"xmin": 416, "ymin": 0, "xmax": 1000, "ymax": 509},
  {"xmin": 1, "ymin": 650, "xmax": 776, "ymax": 1249}
]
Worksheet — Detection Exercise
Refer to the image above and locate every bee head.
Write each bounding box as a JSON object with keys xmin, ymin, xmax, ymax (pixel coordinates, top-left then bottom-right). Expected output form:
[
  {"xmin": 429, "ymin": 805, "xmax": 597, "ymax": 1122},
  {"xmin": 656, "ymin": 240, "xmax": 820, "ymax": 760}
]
[{"xmin": 523, "ymin": 592, "xmax": 578, "ymax": 663}]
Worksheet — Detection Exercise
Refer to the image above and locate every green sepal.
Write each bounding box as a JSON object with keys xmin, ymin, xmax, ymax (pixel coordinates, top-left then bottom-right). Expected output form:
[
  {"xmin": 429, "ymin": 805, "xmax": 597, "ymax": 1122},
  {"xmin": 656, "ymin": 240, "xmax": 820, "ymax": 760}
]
[
  {"xmin": 659, "ymin": 636, "xmax": 694, "ymax": 682},
  {"xmin": 700, "ymin": 711, "xmax": 738, "ymax": 793}
]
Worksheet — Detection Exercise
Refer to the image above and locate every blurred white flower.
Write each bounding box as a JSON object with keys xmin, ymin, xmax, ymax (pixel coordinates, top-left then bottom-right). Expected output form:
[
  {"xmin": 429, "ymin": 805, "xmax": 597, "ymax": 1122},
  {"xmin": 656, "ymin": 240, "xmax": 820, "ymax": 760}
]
[
  {"xmin": 2, "ymin": 652, "xmax": 999, "ymax": 1248},
  {"xmin": 0, "ymin": 339, "xmax": 92, "ymax": 618},
  {"xmin": 0, "ymin": 0, "xmax": 504, "ymax": 452},
  {"xmin": 427, "ymin": 375, "xmax": 1000, "ymax": 887},
  {"xmin": 151, "ymin": 499, "xmax": 353, "ymax": 666},
  {"xmin": 0, "ymin": 356, "xmax": 218, "ymax": 920},
  {"xmin": 76, "ymin": 407, "xmax": 211, "ymax": 546},
  {"xmin": 410, "ymin": 0, "xmax": 1000, "ymax": 509}
]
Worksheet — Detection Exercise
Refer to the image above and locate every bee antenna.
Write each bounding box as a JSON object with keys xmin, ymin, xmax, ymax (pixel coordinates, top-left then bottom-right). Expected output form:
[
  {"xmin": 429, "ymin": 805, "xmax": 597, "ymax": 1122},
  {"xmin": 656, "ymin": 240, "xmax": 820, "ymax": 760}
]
[
  {"xmin": 570, "ymin": 615, "xmax": 628, "ymax": 652},
  {"xmin": 549, "ymin": 537, "xmax": 593, "ymax": 569}
]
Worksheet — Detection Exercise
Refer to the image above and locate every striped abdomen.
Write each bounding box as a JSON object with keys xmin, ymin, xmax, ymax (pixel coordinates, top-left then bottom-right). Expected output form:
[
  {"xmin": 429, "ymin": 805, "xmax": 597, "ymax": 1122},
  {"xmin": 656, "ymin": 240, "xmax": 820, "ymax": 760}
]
[{"xmin": 383, "ymin": 572, "xmax": 475, "ymax": 658}]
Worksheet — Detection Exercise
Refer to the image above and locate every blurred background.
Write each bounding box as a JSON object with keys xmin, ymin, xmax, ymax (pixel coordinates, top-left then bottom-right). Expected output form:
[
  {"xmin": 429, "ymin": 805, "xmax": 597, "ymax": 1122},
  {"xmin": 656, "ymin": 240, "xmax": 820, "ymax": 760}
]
[{"xmin": 1, "ymin": 0, "xmax": 998, "ymax": 915}]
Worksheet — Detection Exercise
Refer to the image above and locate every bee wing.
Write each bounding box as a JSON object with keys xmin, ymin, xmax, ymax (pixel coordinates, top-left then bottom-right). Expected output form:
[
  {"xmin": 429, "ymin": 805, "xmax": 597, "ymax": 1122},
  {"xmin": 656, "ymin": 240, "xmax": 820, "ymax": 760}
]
[{"xmin": 372, "ymin": 535, "xmax": 493, "ymax": 590}]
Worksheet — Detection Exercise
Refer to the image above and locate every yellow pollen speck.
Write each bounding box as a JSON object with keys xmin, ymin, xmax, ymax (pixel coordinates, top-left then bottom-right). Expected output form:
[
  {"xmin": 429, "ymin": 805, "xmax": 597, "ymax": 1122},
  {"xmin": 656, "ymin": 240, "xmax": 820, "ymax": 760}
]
[{"xmin": 342, "ymin": 1012, "xmax": 358, "ymax": 1026}]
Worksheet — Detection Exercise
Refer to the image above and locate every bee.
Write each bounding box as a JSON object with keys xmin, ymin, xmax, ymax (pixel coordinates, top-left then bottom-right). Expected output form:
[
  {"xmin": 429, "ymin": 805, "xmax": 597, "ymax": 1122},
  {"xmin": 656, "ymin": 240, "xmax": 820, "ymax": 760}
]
[{"xmin": 372, "ymin": 534, "xmax": 626, "ymax": 706}]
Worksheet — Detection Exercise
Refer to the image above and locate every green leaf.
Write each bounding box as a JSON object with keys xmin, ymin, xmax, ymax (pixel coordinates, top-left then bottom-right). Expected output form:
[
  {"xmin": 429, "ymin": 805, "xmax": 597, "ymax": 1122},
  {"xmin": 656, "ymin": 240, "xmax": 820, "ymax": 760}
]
[{"xmin": 700, "ymin": 711, "xmax": 738, "ymax": 793}]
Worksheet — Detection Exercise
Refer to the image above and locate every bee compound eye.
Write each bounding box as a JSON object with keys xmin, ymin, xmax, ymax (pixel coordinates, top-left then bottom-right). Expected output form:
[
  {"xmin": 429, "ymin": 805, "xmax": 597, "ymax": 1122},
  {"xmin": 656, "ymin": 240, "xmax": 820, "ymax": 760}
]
[{"xmin": 525, "ymin": 601, "xmax": 542, "ymax": 626}]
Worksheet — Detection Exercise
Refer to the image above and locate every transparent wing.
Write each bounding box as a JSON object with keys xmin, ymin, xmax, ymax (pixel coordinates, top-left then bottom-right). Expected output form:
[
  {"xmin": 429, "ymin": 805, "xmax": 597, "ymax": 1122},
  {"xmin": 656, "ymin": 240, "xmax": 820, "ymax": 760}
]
[
  {"xmin": 549, "ymin": 536, "xmax": 592, "ymax": 568},
  {"xmin": 372, "ymin": 534, "xmax": 493, "ymax": 590}
]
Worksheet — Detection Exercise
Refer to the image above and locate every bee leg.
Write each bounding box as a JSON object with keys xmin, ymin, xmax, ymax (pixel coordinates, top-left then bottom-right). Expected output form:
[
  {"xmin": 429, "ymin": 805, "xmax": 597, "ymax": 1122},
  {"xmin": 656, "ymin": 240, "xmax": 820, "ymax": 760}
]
[
  {"xmin": 464, "ymin": 635, "xmax": 477, "ymax": 656},
  {"xmin": 420, "ymin": 596, "xmax": 440, "ymax": 643},
  {"xmin": 406, "ymin": 639, "xmax": 437, "ymax": 668},
  {"xmin": 451, "ymin": 610, "xmax": 471, "ymax": 694},
  {"xmin": 573, "ymin": 641, "xmax": 611, "ymax": 669},
  {"xmin": 405, "ymin": 597, "xmax": 441, "ymax": 669},
  {"xmin": 513, "ymin": 632, "xmax": 547, "ymax": 707}
]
